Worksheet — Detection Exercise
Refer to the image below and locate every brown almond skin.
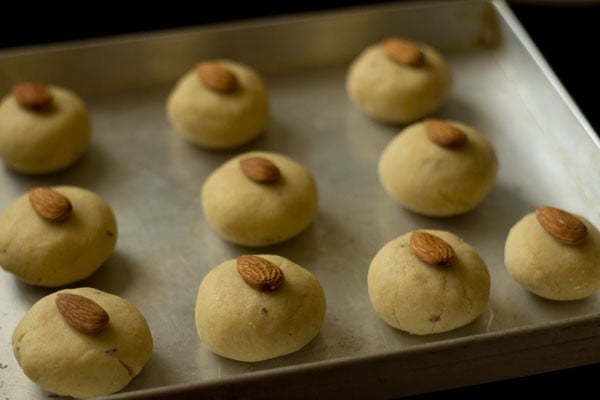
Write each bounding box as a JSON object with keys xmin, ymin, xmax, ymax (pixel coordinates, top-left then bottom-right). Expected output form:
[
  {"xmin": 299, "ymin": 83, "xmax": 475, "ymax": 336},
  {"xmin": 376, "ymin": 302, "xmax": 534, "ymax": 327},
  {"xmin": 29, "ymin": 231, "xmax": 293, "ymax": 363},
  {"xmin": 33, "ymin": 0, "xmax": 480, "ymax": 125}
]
[
  {"xmin": 28, "ymin": 187, "xmax": 73, "ymax": 223},
  {"xmin": 55, "ymin": 293, "xmax": 110, "ymax": 334},
  {"xmin": 196, "ymin": 62, "xmax": 238, "ymax": 93},
  {"xmin": 237, "ymin": 255, "xmax": 285, "ymax": 291},
  {"xmin": 239, "ymin": 156, "xmax": 281, "ymax": 183},
  {"xmin": 410, "ymin": 231, "xmax": 456, "ymax": 266},
  {"xmin": 424, "ymin": 119, "xmax": 468, "ymax": 148},
  {"xmin": 536, "ymin": 206, "xmax": 587, "ymax": 245},
  {"xmin": 382, "ymin": 37, "xmax": 424, "ymax": 66},
  {"xmin": 12, "ymin": 81, "xmax": 54, "ymax": 110}
]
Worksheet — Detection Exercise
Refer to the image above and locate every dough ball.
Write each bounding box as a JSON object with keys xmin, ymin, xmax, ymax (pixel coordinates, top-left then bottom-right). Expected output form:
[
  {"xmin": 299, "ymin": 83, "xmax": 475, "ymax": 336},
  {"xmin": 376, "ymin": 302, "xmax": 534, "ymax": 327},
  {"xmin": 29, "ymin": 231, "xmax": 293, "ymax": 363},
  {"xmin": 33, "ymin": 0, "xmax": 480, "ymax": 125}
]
[
  {"xmin": 368, "ymin": 230, "xmax": 490, "ymax": 335},
  {"xmin": 378, "ymin": 119, "xmax": 498, "ymax": 217},
  {"xmin": 346, "ymin": 37, "xmax": 451, "ymax": 123},
  {"xmin": 201, "ymin": 151, "xmax": 318, "ymax": 247},
  {"xmin": 504, "ymin": 208, "xmax": 600, "ymax": 300},
  {"xmin": 12, "ymin": 287, "xmax": 153, "ymax": 399},
  {"xmin": 195, "ymin": 254, "xmax": 326, "ymax": 362},
  {"xmin": 0, "ymin": 186, "xmax": 117, "ymax": 286},
  {"xmin": 0, "ymin": 82, "xmax": 91, "ymax": 174},
  {"xmin": 166, "ymin": 59, "xmax": 269, "ymax": 149}
]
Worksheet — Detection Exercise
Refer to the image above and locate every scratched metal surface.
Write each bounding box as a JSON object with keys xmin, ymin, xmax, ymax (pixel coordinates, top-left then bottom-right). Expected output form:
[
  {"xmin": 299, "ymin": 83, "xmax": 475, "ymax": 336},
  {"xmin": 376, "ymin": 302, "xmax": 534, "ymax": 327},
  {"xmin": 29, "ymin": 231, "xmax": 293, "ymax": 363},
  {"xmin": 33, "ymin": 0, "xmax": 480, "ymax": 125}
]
[{"xmin": 0, "ymin": 1, "xmax": 599, "ymax": 398}]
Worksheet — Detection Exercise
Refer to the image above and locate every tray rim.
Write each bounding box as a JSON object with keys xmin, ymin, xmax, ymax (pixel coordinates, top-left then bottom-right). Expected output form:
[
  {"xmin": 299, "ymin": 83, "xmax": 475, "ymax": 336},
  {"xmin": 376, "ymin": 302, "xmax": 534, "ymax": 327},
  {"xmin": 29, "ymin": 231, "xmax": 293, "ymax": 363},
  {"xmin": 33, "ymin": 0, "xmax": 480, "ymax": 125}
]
[
  {"xmin": 103, "ymin": 312, "xmax": 600, "ymax": 399},
  {"xmin": 492, "ymin": 0, "xmax": 600, "ymax": 149},
  {"xmin": 2, "ymin": 1, "xmax": 600, "ymax": 398}
]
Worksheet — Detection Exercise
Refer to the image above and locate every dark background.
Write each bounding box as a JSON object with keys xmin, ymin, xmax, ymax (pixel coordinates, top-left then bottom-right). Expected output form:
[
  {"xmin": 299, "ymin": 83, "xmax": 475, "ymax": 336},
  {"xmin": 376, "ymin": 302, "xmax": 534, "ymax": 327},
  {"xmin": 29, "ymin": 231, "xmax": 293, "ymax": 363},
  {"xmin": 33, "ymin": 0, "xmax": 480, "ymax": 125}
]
[{"xmin": 1, "ymin": 1, "xmax": 599, "ymax": 398}]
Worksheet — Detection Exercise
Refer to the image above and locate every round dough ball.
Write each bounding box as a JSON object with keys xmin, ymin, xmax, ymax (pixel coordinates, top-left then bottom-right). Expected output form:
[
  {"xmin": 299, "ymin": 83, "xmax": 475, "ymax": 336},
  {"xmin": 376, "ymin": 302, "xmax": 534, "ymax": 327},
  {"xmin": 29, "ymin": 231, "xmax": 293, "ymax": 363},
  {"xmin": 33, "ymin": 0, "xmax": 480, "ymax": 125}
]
[
  {"xmin": 166, "ymin": 59, "xmax": 269, "ymax": 149},
  {"xmin": 0, "ymin": 186, "xmax": 117, "ymax": 286},
  {"xmin": 378, "ymin": 119, "xmax": 498, "ymax": 217},
  {"xmin": 195, "ymin": 254, "xmax": 326, "ymax": 362},
  {"xmin": 12, "ymin": 287, "xmax": 153, "ymax": 398},
  {"xmin": 504, "ymin": 211, "xmax": 600, "ymax": 300},
  {"xmin": 0, "ymin": 84, "xmax": 91, "ymax": 174},
  {"xmin": 346, "ymin": 38, "xmax": 451, "ymax": 123},
  {"xmin": 201, "ymin": 151, "xmax": 318, "ymax": 247},
  {"xmin": 368, "ymin": 230, "xmax": 490, "ymax": 335}
]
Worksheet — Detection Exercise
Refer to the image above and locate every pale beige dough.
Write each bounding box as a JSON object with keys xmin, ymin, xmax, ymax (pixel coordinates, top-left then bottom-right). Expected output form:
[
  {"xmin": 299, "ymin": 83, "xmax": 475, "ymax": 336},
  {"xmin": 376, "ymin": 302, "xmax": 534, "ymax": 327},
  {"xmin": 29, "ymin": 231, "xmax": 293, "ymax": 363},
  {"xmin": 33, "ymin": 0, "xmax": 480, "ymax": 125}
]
[
  {"xmin": 504, "ymin": 212, "xmax": 600, "ymax": 300},
  {"xmin": 0, "ymin": 85, "xmax": 91, "ymax": 174},
  {"xmin": 368, "ymin": 230, "xmax": 490, "ymax": 335},
  {"xmin": 378, "ymin": 120, "xmax": 498, "ymax": 217},
  {"xmin": 166, "ymin": 59, "xmax": 269, "ymax": 149},
  {"xmin": 346, "ymin": 41, "xmax": 451, "ymax": 123},
  {"xmin": 0, "ymin": 186, "xmax": 117, "ymax": 286},
  {"xmin": 195, "ymin": 254, "xmax": 326, "ymax": 362},
  {"xmin": 12, "ymin": 287, "xmax": 153, "ymax": 399},
  {"xmin": 201, "ymin": 151, "xmax": 318, "ymax": 247}
]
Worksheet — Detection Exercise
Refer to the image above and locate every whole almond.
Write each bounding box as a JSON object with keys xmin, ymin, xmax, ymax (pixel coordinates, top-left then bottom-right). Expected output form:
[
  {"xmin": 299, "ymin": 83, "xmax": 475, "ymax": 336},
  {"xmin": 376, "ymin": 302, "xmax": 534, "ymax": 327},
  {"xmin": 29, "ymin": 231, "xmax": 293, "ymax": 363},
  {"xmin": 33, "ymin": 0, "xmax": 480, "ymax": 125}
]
[
  {"xmin": 535, "ymin": 206, "xmax": 587, "ymax": 245},
  {"xmin": 237, "ymin": 255, "xmax": 285, "ymax": 291},
  {"xmin": 196, "ymin": 62, "xmax": 238, "ymax": 93},
  {"xmin": 28, "ymin": 187, "xmax": 73, "ymax": 223},
  {"xmin": 12, "ymin": 81, "xmax": 54, "ymax": 110},
  {"xmin": 55, "ymin": 293, "xmax": 109, "ymax": 334},
  {"xmin": 239, "ymin": 156, "xmax": 281, "ymax": 183},
  {"xmin": 424, "ymin": 119, "xmax": 468, "ymax": 148},
  {"xmin": 382, "ymin": 37, "xmax": 424, "ymax": 66},
  {"xmin": 410, "ymin": 231, "xmax": 456, "ymax": 266}
]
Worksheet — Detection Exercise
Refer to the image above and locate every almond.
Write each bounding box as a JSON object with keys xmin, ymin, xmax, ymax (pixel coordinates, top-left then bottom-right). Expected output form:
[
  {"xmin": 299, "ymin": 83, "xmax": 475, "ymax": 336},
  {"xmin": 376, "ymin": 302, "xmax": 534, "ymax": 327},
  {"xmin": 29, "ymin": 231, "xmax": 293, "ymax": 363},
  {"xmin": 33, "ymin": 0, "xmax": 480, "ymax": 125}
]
[
  {"xmin": 55, "ymin": 293, "xmax": 109, "ymax": 334},
  {"xmin": 424, "ymin": 119, "xmax": 468, "ymax": 148},
  {"xmin": 237, "ymin": 255, "xmax": 285, "ymax": 291},
  {"xmin": 535, "ymin": 206, "xmax": 587, "ymax": 245},
  {"xmin": 382, "ymin": 37, "xmax": 424, "ymax": 66},
  {"xmin": 28, "ymin": 187, "xmax": 72, "ymax": 223},
  {"xmin": 12, "ymin": 81, "xmax": 54, "ymax": 110},
  {"xmin": 196, "ymin": 62, "xmax": 238, "ymax": 93},
  {"xmin": 239, "ymin": 156, "xmax": 281, "ymax": 183},
  {"xmin": 410, "ymin": 231, "xmax": 456, "ymax": 266}
]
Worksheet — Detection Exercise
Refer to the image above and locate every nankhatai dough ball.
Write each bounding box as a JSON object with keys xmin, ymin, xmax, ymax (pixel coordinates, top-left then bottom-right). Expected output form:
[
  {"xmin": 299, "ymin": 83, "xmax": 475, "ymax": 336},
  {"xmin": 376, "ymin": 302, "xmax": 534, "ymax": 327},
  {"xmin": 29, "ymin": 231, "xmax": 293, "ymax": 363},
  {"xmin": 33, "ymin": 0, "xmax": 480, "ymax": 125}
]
[
  {"xmin": 368, "ymin": 230, "xmax": 490, "ymax": 335},
  {"xmin": 12, "ymin": 287, "xmax": 153, "ymax": 399},
  {"xmin": 195, "ymin": 254, "xmax": 326, "ymax": 362},
  {"xmin": 346, "ymin": 37, "xmax": 451, "ymax": 123},
  {"xmin": 201, "ymin": 151, "xmax": 318, "ymax": 247},
  {"xmin": 378, "ymin": 119, "xmax": 498, "ymax": 217},
  {"xmin": 0, "ymin": 186, "xmax": 117, "ymax": 286},
  {"xmin": 0, "ymin": 82, "xmax": 91, "ymax": 174},
  {"xmin": 166, "ymin": 59, "xmax": 269, "ymax": 149},
  {"xmin": 505, "ymin": 206, "xmax": 600, "ymax": 300}
]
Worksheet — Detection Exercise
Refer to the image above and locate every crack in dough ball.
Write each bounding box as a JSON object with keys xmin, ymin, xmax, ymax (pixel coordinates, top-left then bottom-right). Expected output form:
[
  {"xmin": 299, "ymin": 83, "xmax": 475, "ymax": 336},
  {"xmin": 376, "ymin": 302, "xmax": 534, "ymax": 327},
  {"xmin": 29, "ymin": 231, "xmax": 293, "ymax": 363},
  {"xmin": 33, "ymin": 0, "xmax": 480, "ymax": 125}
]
[{"xmin": 12, "ymin": 287, "xmax": 153, "ymax": 399}]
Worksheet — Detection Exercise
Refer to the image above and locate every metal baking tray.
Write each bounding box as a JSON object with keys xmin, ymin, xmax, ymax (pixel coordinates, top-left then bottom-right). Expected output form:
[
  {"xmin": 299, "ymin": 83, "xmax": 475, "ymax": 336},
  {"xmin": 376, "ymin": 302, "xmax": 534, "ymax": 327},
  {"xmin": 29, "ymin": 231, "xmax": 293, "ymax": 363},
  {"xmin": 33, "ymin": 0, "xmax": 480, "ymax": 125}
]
[{"xmin": 1, "ymin": 1, "xmax": 599, "ymax": 398}]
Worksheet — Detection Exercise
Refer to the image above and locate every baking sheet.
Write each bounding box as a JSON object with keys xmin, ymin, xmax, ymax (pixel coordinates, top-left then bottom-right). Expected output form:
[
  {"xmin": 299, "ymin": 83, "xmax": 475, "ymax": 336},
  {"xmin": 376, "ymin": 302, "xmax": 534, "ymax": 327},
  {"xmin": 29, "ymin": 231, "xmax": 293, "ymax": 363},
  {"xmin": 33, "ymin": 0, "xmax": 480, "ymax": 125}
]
[{"xmin": 1, "ymin": 1, "xmax": 600, "ymax": 398}]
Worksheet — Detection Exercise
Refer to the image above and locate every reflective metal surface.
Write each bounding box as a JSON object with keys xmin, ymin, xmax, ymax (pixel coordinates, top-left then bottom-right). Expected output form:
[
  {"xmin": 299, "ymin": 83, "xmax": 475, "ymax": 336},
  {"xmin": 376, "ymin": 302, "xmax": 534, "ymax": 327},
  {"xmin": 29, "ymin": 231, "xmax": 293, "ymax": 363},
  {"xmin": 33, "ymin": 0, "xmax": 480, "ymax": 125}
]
[{"xmin": 1, "ymin": 1, "xmax": 599, "ymax": 398}]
